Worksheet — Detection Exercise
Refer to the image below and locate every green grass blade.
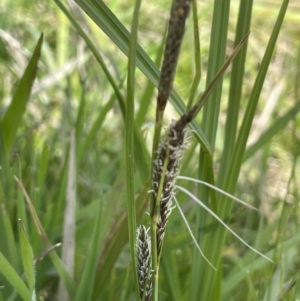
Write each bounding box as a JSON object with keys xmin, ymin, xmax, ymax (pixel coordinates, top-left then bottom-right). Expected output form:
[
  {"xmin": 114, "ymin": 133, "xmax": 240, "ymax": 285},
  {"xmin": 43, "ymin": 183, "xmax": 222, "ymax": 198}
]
[
  {"xmin": 14, "ymin": 177, "xmax": 75, "ymax": 297},
  {"xmin": 202, "ymin": 0, "xmax": 230, "ymax": 145},
  {"xmin": 75, "ymin": 78, "xmax": 87, "ymax": 153},
  {"xmin": 18, "ymin": 220, "xmax": 36, "ymax": 298},
  {"xmin": 92, "ymin": 179, "xmax": 150, "ymax": 298},
  {"xmin": 77, "ymin": 0, "xmax": 157, "ymax": 83},
  {"xmin": 243, "ymin": 101, "xmax": 300, "ymax": 161},
  {"xmin": 2, "ymin": 34, "xmax": 43, "ymax": 155},
  {"xmin": 226, "ymin": 0, "xmax": 290, "ymax": 191},
  {"xmin": 191, "ymin": 1, "xmax": 231, "ymax": 299},
  {"xmin": 75, "ymin": 0, "xmax": 213, "ymax": 154},
  {"xmin": 0, "ymin": 172, "xmax": 18, "ymax": 268},
  {"xmin": 196, "ymin": 1, "xmax": 290, "ymax": 300},
  {"xmin": 74, "ymin": 196, "xmax": 102, "ymax": 301},
  {"xmin": 54, "ymin": 0, "xmax": 150, "ymax": 182},
  {"xmin": 1, "ymin": 1, "xmax": 298, "ymax": 300},
  {"xmin": 36, "ymin": 142, "xmax": 49, "ymax": 213},
  {"xmin": 161, "ymin": 252, "xmax": 182, "ymax": 301},
  {"xmin": 0, "ymin": 253, "xmax": 31, "ymax": 301},
  {"xmin": 223, "ymin": 233, "xmax": 300, "ymax": 296},
  {"xmin": 125, "ymin": 0, "xmax": 141, "ymax": 298},
  {"xmin": 217, "ymin": 0, "xmax": 253, "ymax": 184},
  {"xmin": 78, "ymin": 93, "xmax": 115, "ymax": 163},
  {"xmin": 188, "ymin": 32, "xmax": 250, "ymax": 119}
]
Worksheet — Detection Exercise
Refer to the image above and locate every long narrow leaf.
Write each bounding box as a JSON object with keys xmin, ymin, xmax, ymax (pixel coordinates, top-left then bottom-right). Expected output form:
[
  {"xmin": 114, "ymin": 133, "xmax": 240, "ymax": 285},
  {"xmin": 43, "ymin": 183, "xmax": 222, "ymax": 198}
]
[
  {"xmin": 92, "ymin": 178, "xmax": 150, "ymax": 298},
  {"xmin": 2, "ymin": 34, "xmax": 43, "ymax": 155},
  {"xmin": 217, "ymin": 0, "xmax": 253, "ymax": 183},
  {"xmin": 125, "ymin": 0, "xmax": 141, "ymax": 299},
  {"xmin": 54, "ymin": 0, "xmax": 150, "ymax": 182},
  {"xmin": 19, "ymin": 220, "xmax": 35, "ymax": 296},
  {"xmin": 14, "ymin": 176, "xmax": 75, "ymax": 297},
  {"xmin": 75, "ymin": 0, "xmax": 213, "ymax": 155},
  {"xmin": 74, "ymin": 196, "xmax": 102, "ymax": 301},
  {"xmin": 196, "ymin": 1, "xmax": 290, "ymax": 300},
  {"xmin": 222, "ymin": 233, "xmax": 300, "ymax": 296},
  {"xmin": 243, "ymin": 101, "xmax": 300, "ymax": 161},
  {"xmin": 191, "ymin": 2, "xmax": 236, "ymax": 297},
  {"xmin": 0, "ymin": 253, "xmax": 31, "ymax": 301}
]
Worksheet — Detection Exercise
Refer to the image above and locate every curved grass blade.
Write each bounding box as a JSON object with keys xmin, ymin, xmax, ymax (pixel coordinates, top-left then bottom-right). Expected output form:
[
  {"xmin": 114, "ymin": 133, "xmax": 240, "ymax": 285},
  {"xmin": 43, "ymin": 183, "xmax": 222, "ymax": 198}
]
[
  {"xmin": 92, "ymin": 178, "xmax": 150, "ymax": 299},
  {"xmin": 185, "ymin": 32, "xmax": 250, "ymax": 120},
  {"xmin": 0, "ymin": 253, "xmax": 31, "ymax": 301},
  {"xmin": 75, "ymin": 0, "xmax": 213, "ymax": 155},
  {"xmin": 176, "ymin": 185, "xmax": 272, "ymax": 262},
  {"xmin": 177, "ymin": 176, "xmax": 257, "ymax": 210},
  {"xmin": 2, "ymin": 34, "xmax": 43, "ymax": 155},
  {"xmin": 174, "ymin": 197, "xmax": 216, "ymax": 270},
  {"xmin": 54, "ymin": 0, "xmax": 150, "ymax": 182}
]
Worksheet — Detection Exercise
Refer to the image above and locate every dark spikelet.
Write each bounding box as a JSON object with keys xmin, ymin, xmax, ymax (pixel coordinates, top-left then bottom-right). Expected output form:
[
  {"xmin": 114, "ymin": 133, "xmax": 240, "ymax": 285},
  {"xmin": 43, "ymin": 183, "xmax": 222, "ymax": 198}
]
[
  {"xmin": 136, "ymin": 226, "xmax": 152, "ymax": 301},
  {"xmin": 157, "ymin": 0, "xmax": 192, "ymax": 117},
  {"xmin": 152, "ymin": 120, "xmax": 189, "ymax": 257}
]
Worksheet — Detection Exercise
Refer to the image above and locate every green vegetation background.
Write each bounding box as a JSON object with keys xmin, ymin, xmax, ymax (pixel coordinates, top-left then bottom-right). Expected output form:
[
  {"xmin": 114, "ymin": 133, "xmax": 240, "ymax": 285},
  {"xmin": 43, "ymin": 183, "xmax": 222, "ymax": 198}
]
[{"xmin": 0, "ymin": 0, "xmax": 300, "ymax": 300}]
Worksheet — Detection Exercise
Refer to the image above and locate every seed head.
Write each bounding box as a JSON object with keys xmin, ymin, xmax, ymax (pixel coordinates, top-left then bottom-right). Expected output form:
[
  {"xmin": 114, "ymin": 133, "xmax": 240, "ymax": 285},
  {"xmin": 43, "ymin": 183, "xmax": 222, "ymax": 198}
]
[
  {"xmin": 136, "ymin": 225, "xmax": 152, "ymax": 301},
  {"xmin": 152, "ymin": 120, "xmax": 189, "ymax": 257}
]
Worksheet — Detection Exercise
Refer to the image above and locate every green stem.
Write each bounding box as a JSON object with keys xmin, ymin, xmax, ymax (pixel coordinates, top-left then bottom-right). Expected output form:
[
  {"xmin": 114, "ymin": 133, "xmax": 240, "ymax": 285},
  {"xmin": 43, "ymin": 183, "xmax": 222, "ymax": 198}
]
[{"xmin": 126, "ymin": 0, "xmax": 142, "ymax": 299}]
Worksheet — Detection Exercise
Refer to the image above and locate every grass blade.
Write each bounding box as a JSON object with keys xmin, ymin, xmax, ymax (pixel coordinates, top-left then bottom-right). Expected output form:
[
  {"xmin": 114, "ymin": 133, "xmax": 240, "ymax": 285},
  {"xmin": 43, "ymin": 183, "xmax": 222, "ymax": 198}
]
[
  {"xmin": 177, "ymin": 185, "xmax": 272, "ymax": 262},
  {"xmin": 0, "ymin": 253, "xmax": 31, "ymax": 301},
  {"xmin": 92, "ymin": 179, "xmax": 150, "ymax": 298},
  {"xmin": 2, "ymin": 34, "xmax": 43, "ymax": 155},
  {"xmin": 196, "ymin": 1, "xmax": 290, "ymax": 300},
  {"xmin": 74, "ymin": 195, "xmax": 102, "ymax": 301},
  {"xmin": 125, "ymin": 0, "xmax": 142, "ymax": 299},
  {"xmin": 54, "ymin": 0, "xmax": 151, "ymax": 182},
  {"xmin": 18, "ymin": 220, "xmax": 35, "ymax": 297},
  {"xmin": 217, "ymin": 0, "xmax": 253, "ymax": 184},
  {"xmin": 75, "ymin": 0, "xmax": 213, "ymax": 154},
  {"xmin": 14, "ymin": 176, "xmax": 75, "ymax": 297},
  {"xmin": 243, "ymin": 101, "xmax": 300, "ymax": 161}
]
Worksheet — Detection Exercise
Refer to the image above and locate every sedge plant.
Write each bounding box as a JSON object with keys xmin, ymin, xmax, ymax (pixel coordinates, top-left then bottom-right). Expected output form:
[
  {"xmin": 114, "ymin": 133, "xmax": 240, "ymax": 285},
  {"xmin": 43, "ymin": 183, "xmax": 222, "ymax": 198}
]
[{"xmin": 1, "ymin": 0, "xmax": 299, "ymax": 300}]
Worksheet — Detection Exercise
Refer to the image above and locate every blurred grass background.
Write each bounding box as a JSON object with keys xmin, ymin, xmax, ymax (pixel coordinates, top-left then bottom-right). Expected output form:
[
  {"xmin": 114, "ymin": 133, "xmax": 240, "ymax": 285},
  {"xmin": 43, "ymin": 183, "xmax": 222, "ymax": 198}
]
[{"xmin": 0, "ymin": 0, "xmax": 300, "ymax": 300}]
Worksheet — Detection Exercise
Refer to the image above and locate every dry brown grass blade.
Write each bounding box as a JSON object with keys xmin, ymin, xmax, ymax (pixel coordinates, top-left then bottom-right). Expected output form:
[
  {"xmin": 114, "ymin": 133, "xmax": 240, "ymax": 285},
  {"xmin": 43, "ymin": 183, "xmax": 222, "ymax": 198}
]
[
  {"xmin": 14, "ymin": 176, "xmax": 48, "ymax": 242},
  {"xmin": 176, "ymin": 32, "xmax": 251, "ymax": 129}
]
